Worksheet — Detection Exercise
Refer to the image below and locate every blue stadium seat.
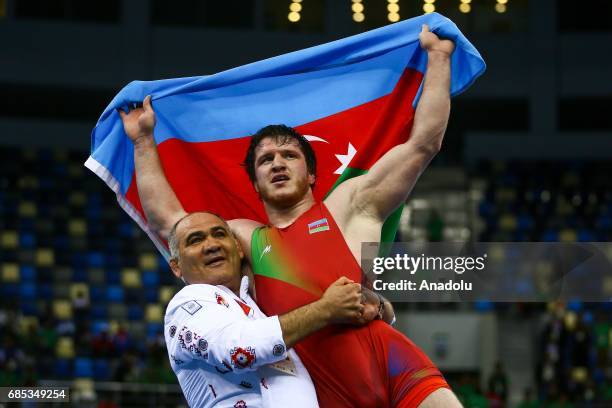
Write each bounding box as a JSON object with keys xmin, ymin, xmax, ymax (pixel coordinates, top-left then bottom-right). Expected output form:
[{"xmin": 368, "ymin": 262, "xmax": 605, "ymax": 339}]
[
  {"xmin": 90, "ymin": 286, "xmax": 106, "ymax": 302},
  {"xmin": 39, "ymin": 177, "xmax": 54, "ymax": 190},
  {"xmin": 596, "ymin": 214, "xmax": 612, "ymax": 229},
  {"xmin": 91, "ymin": 305, "xmax": 108, "ymax": 320},
  {"xmin": 104, "ymin": 240, "xmax": 121, "ymax": 254},
  {"xmin": 19, "ymin": 283, "xmax": 37, "ymax": 300},
  {"xmin": 128, "ymin": 305, "xmax": 144, "ymax": 321},
  {"xmin": 106, "ymin": 285, "xmax": 124, "ymax": 302},
  {"xmin": 542, "ymin": 230, "xmax": 559, "ymax": 242},
  {"xmin": 478, "ymin": 201, "xmax": 495, "ymax": 217},
  {"xmin": 20, "ymin": 301, "xmax": 38, "ymax": 316},
  {"xmin": 38, "ymin": 284, "xmax": 53, "ymax": 300},
  {"xmin": 105, "ymin": 253, "xmax": 121, "ymax": 268},
  {"xmin": 145, "ymin": 287, "xmax": 159, "ymax": 303},
  {"xmin": 106, "ymin": 268, "xmax": 120, "ymax": 285},
  {"xmin": 74, "ymin": 358, "xmax": 93, "ymax": 378},
  {"xmin": 93, "ymin": 359, "xmax": 111, "ymax": 381},
  {"xmin": 19, "ymin": 232, "xmax": 36, "ymax": 248},
  {"xmin": 577, "ymin": 229, "xmax": 595, "ymax": 242},
  {"xmin": 87, "ymin": 192, "xmax": 102, "ymax": 205},
  {"xmin": 85, "ymin": 205, "xmax": 102, "ymax": 220},
  {"xmin": 92, "ymin": 321, "xmax": 110, "ymax": 335},
  {"xmin": 475, "ymin": 301, "xmax": 494, "ymax": 312},
  {"xmin": 567, "ymin": 300, "xmax": 583, "ymax": 312},
  {"xmin": 87, "ymin": 251, "xmax": 105, "ymax": 268},
  {"xmin": 20, "ymin": 265, "xmax": 36, "ymax": 281},
  {"xmin": 72, "ymin": 268, "xmax": 87, "ymax": 282},
  {"xmin": 118, "ymin": 222, "xmax": 133, "ymax": 238},
  {"xmin": 54, "ymin": 358, "xmax": 73, "ymax": 379},
  {"xmin": 515, "ymin": 278, "xmax": 534, "ymax": 295},
  {"xmin": 517, "ymin": 214, "xmax": 534, "ymax": 231},
  {"xmin": 71, "ymin": 252, "xmax": 88, "ymax": 268},
  {"xmin": 142, "ymin": 271, "xmax": 159, "ymax": 287},
  {"xmin": 51, "ymin": 161, "xmax": 67, "ymax": 177},
  {"xmin": 2, "ymin": 283, "xmax": 18, "ymax": 299},
  {"xmin": 146, "ymin": 323, "xmax": 163, "ymax": 339},
  {"xmin": 593, "ymin": 367, "xmax": 606, "ymax": 384}
]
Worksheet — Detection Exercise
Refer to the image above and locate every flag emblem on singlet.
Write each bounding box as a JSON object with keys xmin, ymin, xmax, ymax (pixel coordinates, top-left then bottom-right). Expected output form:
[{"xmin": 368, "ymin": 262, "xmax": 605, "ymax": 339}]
[{"xmin": 308, "ymin": 218, "xmax": 330, "ymax": 234}]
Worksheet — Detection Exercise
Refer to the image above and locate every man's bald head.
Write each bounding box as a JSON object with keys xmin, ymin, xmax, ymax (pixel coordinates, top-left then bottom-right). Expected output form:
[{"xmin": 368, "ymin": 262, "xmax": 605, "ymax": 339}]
[
  {"xmin": 167, "ymin": 212, "xmax": 243, "ymax": 291},
  {"xmin": 168, "ymin": 211, "xmax": 230, "ymax": 261}
]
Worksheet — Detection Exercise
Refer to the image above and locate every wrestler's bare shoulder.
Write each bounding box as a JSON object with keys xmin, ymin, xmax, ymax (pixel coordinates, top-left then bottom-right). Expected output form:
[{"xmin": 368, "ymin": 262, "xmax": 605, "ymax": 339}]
[
  {"xmin": 323, "ymin": 175, "xmax": 361, "ymax": 227},
  {"xmin": 324, "ymin": 177, "xmax": 384, "ymax": 263}
]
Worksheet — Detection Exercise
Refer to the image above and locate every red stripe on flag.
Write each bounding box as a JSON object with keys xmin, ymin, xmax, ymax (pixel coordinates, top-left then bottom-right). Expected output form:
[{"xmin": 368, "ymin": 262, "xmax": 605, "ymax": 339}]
[
  {"xmin": 124, "ymin": 67, "xmax": 422, "ymax": 228},
  {"xmin": 296, "ymin": 67, "xmax": 422, "ymax": 191}
]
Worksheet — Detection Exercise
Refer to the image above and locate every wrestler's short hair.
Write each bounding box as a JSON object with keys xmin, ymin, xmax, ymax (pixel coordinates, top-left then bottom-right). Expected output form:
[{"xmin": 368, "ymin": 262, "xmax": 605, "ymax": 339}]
[
  {"xmin": 242, "ymin": 124, "xmax": 317, "ymax": 185},
  {"xmin": 168, "ymin": 211, "xmax": 230, "ymax": 261}
]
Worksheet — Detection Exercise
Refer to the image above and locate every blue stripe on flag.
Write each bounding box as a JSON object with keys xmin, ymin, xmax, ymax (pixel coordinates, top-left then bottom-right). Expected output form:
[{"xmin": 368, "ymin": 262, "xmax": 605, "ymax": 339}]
[{"xmin": 89, "ymin": 13, "xmax": 486, "ymax": 195}]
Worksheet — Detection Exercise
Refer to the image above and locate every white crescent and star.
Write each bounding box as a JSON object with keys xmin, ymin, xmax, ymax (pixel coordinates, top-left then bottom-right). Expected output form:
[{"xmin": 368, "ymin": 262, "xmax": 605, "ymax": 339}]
[{"xmin": 303, "ymin": 135, "xmax": 357, "ymax": 175}]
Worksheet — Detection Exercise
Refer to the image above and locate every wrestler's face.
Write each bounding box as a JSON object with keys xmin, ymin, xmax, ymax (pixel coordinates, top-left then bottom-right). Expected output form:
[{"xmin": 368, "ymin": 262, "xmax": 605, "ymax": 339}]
[
  {"xmin": 252, "ymin": 136, "xmax": 315, "ymax": 208},
  {"xmin": 170, "ymin": 213, "xmax": 244, "ymax": 289}
]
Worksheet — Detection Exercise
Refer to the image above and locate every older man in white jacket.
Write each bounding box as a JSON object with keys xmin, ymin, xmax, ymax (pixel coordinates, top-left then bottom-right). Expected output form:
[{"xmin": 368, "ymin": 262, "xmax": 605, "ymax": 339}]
[{"xmin": 164, "ymin": 211, "xmax": 368, "ymax": 408}]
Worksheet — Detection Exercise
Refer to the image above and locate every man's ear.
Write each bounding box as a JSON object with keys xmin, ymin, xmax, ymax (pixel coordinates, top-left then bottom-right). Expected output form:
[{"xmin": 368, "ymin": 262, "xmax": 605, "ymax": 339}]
[
  {"xmin": 231, "ymin": 233, "xmax": 245, "ymax": 260},
  {"xmin": 253, "ymin": 181, "xmax": 260, "ymax": 194},
  {"xmin": 308, "ymin": 173, "xmax": 316, "ymax": 187},
  {"xmin": 169, "ymin": 258, "xmax": 182, "ymax": 280}
]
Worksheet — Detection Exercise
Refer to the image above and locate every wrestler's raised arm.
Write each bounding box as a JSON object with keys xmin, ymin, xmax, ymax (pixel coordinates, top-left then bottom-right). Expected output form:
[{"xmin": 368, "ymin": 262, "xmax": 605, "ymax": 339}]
[
  {"xmin": 333, "ymin": 25, "xmax": 454, "ymax": 223},
  {"xmin": 119, "ymin": 97, "xmax": 261, "ymax": 249},
  {"xmin": 119, "ymin": 96, "xmax": 188, "ymax": 239}
]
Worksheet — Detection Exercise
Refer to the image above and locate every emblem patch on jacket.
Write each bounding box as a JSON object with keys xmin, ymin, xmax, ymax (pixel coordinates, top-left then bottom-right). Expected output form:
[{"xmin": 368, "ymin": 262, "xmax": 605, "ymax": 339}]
[
  {"xmin": 180, "ymin": 300, "xmax": 202, "ymax": 315},
  {"xmin": 230, "ymin": 346, "xmax": 256, "ymax": 369}
]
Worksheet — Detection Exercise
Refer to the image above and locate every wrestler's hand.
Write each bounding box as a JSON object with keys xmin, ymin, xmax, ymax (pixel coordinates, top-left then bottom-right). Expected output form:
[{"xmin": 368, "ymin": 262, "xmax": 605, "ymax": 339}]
[
  {"xmin": 119, "ymin": 95, "xmax": 156, "ymax": 145},
  {"xmin": 419, "ymin": 24, "xmax": 455, "ymax": 56},
  {"xmin": 356, "ymin": 288, "xmax": 382, "ymax": 325},
  {"xmin": 320, "ymin": 276, "xmax": 364, "ymax": 324}
]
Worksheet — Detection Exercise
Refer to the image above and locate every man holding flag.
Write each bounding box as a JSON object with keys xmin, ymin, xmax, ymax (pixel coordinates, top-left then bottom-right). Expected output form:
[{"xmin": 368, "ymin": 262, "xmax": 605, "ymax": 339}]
[{"xmin": 116, "ymin": 23, "xmax": 463, "ymax": 407}]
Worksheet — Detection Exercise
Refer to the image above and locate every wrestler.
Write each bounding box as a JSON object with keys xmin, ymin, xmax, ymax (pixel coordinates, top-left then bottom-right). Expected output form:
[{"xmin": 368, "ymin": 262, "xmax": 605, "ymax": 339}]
[{"xmin": 121, "ymin": 25, "xmax": 461, "ymax": 407}]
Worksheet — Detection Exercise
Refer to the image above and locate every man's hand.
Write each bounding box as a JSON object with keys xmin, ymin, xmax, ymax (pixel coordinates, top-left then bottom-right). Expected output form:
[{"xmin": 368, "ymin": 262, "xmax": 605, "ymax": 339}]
[
  {"xmin": 118, "ymin": 95, "xmax": 156, "ymax": 145},
  {"xmin": 319, "ymin": 277, "xmax": 365, "ymax": 325},
  {"xmin": 419, "ymin": 24, "xmax": 455, "ymax": 56},
  {"xmin": 279, "ymin": 276, "xmax": 366, "ymax": 348}
]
